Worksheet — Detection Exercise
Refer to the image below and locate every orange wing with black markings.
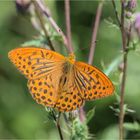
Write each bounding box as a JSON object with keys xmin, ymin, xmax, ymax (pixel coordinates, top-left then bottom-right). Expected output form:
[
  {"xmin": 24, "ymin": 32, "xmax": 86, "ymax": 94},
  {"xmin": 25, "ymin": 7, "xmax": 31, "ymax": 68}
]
[
  {"xmin": 8, "ymin": 46, "xmax": 114, "ymax": 112},
  {"xmin": 8, "ymin": 47, "xmax": 65, "ymax": 79},
  {"xmin": 8, "ymin": 47, "xmax": 65, "ymax": 108},
  {"xmin": 74, "ymin": 61, "xmax": 114, "ymax": 100}
]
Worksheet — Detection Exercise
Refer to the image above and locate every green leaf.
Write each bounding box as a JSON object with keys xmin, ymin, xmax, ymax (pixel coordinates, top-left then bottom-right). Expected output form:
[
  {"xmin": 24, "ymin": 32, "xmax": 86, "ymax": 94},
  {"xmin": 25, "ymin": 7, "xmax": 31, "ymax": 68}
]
[
  {"xmin": 104, "ymin": 18, "xmax": 119, "ymax": 30},
  {"xmin": 71, "ymin": 118, "xmax": 91, "ymax": 140},
  {"xmin": 124, "ymin": 122, "xmax": 140, "ymax": 131},
  {"xmin": 124, "ymin": 104, "xmax": 136, "ymax": 114},
  {"xmin": 44, "ymin": 23, "xmax": 64, "ymax": 43},
  {"xmin": 109, "ymin": 106, "xmax": 120, "ymax": 115},
  {"xmin": 86, "ymin": 107, "xmax": 96, "ymax": 124},
  {"xmin": 21, "ymin": 37, "xmax": 50, "ymax": 49},
  {"xmin": 110, "ymin": 103, "xmax": 136, "ymax": 116},
  {"xmin": 104, "ymin": 55, "xmax": 122, "ymax": 76},
  {"xmin": 114, "ymin": 92, "xmax": 120, "ymax": 103}
]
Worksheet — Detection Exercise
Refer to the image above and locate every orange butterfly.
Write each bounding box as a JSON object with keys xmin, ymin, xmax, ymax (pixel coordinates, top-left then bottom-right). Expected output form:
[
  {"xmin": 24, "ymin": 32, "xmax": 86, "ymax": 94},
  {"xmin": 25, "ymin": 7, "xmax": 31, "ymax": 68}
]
[{"xmin": 8, "ymin": 46, "xmax": 114, "ymax": 112}]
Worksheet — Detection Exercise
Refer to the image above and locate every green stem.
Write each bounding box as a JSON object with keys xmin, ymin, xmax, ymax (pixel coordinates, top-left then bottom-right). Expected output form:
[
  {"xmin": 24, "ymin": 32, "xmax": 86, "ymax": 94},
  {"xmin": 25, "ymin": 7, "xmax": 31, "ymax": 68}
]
[
  {"xmin": 51, "ymin": 111, "xmax": 64, "ymax": 140},
  {"xmin": 32, "ymin": 0, "xmax": 55, "ymax": 51},
  {"xmin": 119, "ymin": 0, "xmax": 128, "ymax": 140}
]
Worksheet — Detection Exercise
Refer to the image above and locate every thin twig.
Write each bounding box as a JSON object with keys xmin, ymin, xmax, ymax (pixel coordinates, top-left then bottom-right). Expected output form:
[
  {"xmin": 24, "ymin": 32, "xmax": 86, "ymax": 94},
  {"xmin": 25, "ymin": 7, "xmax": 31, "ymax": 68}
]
[
  {"xmin": 119, "ymin": 53, "xmax": 127, "ymax": 140},
  {"xmin": 120, "ymin": 0, "xmax": 127, "ymax": 52},
  {"xmin": 119, "ymin": 0, "xmax": 128, "ymax": 140},
  {"xmin": 112, "ymin": 0, "xmax": 121, "ymax": 28},
  {"xmin": 88, "ymin": 1, "xmax": 104, "ymax": 65},
  {"xmin": 79, "ymin": 107, "xmax": 86, "ymax": 122},
  {"xmin": 127, "ymin": 23, "xmax": 132, "ymax": 47},
  {"xmin": 65, "ymin": 0, "xmax": 73, "ymax": 53},
  {"xmin": 35, "ymin": 0, "xmax": 68, "ymax": 48},
  {"xmin": 79, "ymin": 1, "xmax": 104, "ymax": 123},
  {"xmin": 31, "ymin": 0, "xmax": 55, "ymax": 51},
  {"xmin": 32, "ymin": 1, "xmax": 63, "ymax": 139},
  {"xmin": 51, "ymin": 111, "xmax": 64, "ymax": 140}
]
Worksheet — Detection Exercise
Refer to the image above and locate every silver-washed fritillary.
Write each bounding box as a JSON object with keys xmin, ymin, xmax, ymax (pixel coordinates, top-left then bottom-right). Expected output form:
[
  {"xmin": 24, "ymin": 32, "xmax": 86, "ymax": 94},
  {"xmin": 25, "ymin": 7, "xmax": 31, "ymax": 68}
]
[{"xmin": 8, "ymin": 46, "xmax": 114, "ymax": 112}]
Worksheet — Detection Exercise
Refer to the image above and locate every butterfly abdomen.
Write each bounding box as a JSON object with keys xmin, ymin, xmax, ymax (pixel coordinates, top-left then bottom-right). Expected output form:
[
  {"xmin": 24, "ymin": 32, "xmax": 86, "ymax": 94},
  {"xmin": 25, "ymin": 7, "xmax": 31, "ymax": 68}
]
[
  {"xmin": 59, "ymin": 75, "xmax": 67, "ymax": 87},
  {"xmin": 58, "ymin": 62, "xmax": 70, "ymax": 87}
]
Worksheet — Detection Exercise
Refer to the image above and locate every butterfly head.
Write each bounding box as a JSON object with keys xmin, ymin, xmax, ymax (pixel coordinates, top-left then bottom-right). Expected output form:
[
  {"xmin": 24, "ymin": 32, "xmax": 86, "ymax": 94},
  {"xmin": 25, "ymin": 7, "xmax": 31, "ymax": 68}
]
[{"xmin": 67, "ymin": 53, "xmax": 75, "ymax": 64}]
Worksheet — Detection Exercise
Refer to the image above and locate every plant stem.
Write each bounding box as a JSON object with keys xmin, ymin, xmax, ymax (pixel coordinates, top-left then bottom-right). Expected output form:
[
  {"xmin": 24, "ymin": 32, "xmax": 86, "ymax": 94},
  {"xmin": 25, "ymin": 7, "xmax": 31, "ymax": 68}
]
[
  {"xmin": 111, "ymin": 1, "xmax": 131, "ymax": 139},
  {"xmin": 112, "ymin": 0, "xmax": 121, "ymax": 28},
  {"xmin": 119, "ymin": 0, "xmax": 128, "ymax": 140},
  {"xmin": 64, "ymin": 0, "xmax": 73, "ymax": 53},
  {"xmin": 88, "ymin": 1, "xmax": 103, "ymax": 65},
  {"xmin": 32, "ymin": 0, "xmax": 55, "ymax": 51},
  {"xmin": 51, "ymin": 111, "xmax": 64, "ymax": 140},
  {"xmin": 79, "ymin": 107, "xmax": 86, "ymax": 122},
  {"xmin": 120, "ymin": 0, "xmax": 127, "ymax": 52},
  {"xmin": 32, "ymin": 1, "xmax": 64, "ymax": 139},
  {"xmin": 119, "ymin": 53, "xmax": 127, "ymax": 140},
  {"xmin": 35, "ymin": 0, "xmax": 68, "ymax": 48},
  {"xmin": 79, "ymin": 1, "xmax": 104, "ymax": 123}
]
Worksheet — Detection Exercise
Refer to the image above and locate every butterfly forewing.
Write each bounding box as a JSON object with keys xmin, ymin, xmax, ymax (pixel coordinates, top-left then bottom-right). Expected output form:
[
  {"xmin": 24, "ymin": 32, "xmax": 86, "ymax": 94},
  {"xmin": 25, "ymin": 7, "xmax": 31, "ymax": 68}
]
[
  {"xmin": 8, "ymin": 47, "xmax": 65, "ymax": 79},
  {"xmin": 74, "ymin": 61, "xmax": 114, "ymax": 100},
  {"xmin": 9, "ymin": 47, "xmax": 66, "ymax": 109}
]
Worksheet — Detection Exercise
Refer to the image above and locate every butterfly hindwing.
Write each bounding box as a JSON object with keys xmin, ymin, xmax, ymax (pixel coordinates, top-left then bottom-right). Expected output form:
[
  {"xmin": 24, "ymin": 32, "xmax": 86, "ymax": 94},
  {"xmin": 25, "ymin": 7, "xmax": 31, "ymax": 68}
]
[
  {"xmin": 28, "ymin": 75, "xmax": 57, "ymax": 107},
  {"xmin": 55, "ymin": 90, "xmax": 84, "ymax": 112},
  {"xmin": 74, "ymin": 61, "xmax": 114, "ymax": 100}
]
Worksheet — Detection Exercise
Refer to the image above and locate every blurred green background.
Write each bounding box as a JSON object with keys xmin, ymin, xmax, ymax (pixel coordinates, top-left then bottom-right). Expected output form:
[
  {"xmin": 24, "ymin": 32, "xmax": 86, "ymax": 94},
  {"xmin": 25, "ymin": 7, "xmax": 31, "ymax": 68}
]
[{"xmin": 0, "ymin": 0, "xmax": 140, "ymax": 139}]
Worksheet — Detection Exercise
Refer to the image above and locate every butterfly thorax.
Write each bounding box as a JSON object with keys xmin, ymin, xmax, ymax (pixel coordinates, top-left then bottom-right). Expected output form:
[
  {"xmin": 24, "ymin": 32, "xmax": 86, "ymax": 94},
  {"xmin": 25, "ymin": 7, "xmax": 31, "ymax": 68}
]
[
  {"xmin": 58, "ymin": 53, "xmax": 75, "ymax": 91},
  {"xmin": 66, "ymin": 53, "xmax": 75, "ymax": 64}
]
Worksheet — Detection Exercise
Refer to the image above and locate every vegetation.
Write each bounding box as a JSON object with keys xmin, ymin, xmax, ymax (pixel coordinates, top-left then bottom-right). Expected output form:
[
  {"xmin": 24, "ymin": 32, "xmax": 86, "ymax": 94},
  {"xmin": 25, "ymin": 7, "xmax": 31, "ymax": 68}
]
[{"xmin": 0, "ymin": 0, "xmax": 140, "ymax": 139}]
